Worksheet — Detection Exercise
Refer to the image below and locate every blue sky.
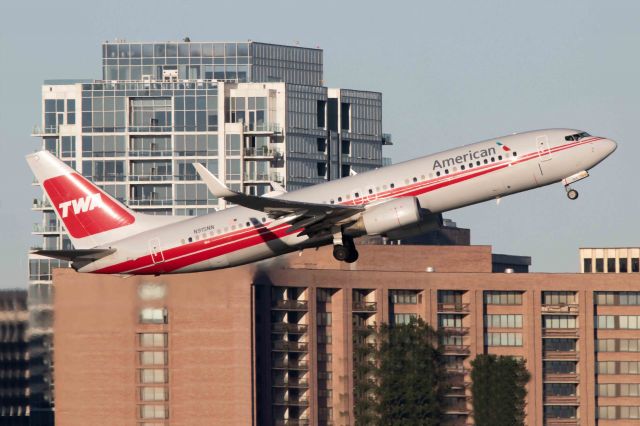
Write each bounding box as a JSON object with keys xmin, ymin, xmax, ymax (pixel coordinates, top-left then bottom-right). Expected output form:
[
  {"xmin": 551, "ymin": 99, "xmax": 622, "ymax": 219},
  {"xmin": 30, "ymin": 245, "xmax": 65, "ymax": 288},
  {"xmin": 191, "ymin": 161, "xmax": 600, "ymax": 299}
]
[{"xmin": 1, "ymin": 0, "xmax": 638, "ymax": 287}]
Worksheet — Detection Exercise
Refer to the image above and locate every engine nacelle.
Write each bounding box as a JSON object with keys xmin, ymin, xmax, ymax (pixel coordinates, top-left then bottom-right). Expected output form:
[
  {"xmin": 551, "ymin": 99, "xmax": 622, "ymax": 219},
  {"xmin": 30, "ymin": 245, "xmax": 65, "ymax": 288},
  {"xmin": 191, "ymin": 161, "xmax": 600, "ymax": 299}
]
[
  {"xmin": 346, "ymin": 197, "xmax": 422, "ymax": 236},
  {"xmin": 384, "ymin": 212, "xmax": 443, "ymax": 240}
]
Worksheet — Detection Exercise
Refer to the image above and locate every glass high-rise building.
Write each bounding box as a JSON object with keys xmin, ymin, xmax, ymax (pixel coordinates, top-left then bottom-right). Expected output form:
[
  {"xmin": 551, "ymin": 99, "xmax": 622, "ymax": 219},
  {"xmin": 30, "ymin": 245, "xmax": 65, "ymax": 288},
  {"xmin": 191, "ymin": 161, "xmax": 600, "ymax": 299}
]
[{"xmin": 28, "ymin": 39, "xmax": 391, "ymax": 422}]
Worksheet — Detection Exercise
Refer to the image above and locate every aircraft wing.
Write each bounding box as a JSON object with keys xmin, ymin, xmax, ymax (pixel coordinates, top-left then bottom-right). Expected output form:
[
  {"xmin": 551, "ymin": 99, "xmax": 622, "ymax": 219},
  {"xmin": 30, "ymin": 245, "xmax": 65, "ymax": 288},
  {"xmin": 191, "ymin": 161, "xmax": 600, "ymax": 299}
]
[{"xmin": 193, "ymin": 164, "xmax": 364, "ymax": 236}]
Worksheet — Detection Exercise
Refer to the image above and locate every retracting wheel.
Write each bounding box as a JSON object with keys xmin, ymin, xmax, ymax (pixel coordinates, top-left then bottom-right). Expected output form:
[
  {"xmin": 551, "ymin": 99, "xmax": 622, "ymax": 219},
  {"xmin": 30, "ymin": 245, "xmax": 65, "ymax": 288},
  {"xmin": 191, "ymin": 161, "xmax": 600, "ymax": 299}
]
[
  {"xmin": 332, "ymin": 232, "xmax": 359, "ymax": 263},
  {"xmin": 566, "ymin": 188, "xmax": 579, "ymax": 200},
  {"xmin": 333, "ymin": 245, "xmax": 350, "ymax": 262}
]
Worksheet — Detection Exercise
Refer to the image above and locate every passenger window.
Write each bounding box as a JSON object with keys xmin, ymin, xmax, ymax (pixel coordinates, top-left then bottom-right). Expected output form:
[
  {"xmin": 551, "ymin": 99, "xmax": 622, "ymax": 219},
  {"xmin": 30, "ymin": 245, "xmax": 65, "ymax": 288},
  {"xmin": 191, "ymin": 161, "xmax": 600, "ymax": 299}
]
[
  {"xmin": 476, "ymin": 161, "xmax": 481, "ymax": 166},
  {"xmin": 338, "ymin": 197, "xmax": 342, "ymax": 202},
  {"xmin": 246, "ymin": 222, "xmax": 250, "ymax": 227},
  {"xmin": 390, "ymin": 183, "xmax": 395, "ymax": 188},
  {"xmin": 491, "ymin": 157, "xmax": 495, "ymax": 162},
  {"xmin": 445, "ymin": 169, "xmax": 449, "ymax": 174},
  {"xmin": 461, "ymin": 165, "xmax": 465, "ymax": 171},
  {"xmin": 436, "ymin": 171, "xmax": 441, "ymax": 177},
  {"xmin": 354, "ymin": 192, "xmax": 359, "ymax": 197},
  {"xmin": 498, "ymin": 155, "xmax": 502, "ymax": 160},
  {"xmin": 368, "ymin": 189, "xmax": 373, "ymax": 194},
  {"xmin": 513, "ymin": 152, "xmax": 517, "ymax": 156},
  {"xmin": 330, "ymin": 199, "xmax": 334, "ymax": 204},
  {"xmin": 484, "ymin": 159, "xmax": 488, "ymax": 164},
  {"xmin": 261, "ymin": 217, "xmax": 266, "ymax": 223},
  {"xmin": 188, "ymin": 237, "xmax": 193, "ymax": 242}
]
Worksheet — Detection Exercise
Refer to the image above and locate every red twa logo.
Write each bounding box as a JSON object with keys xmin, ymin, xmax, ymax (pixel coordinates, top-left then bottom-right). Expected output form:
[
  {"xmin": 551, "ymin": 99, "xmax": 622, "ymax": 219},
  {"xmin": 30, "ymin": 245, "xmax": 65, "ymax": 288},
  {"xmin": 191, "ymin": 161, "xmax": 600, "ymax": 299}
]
[
  {"xmin": 59, "ymin": 193, "xmax": 103, "ymax": 218},
  {"xmin": 43, "ymin": 173, "xmax": 135, "ymax": 238}
]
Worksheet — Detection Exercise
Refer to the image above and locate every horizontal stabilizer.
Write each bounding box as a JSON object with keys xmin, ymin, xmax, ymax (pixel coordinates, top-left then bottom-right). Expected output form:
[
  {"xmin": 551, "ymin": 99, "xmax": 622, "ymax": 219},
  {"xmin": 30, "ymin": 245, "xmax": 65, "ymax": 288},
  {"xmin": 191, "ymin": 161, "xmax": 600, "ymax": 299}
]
[{"xmin": 31, "ymin": 248, "xmax": 116, "ymax": 262}]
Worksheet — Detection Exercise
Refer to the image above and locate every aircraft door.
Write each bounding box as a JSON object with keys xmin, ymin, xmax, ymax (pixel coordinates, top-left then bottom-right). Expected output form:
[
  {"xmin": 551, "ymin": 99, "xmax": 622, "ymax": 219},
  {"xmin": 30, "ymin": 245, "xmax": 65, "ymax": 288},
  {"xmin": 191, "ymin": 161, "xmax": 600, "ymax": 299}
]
[
  {"xmin": 536, "ymin": 135, "xmax": 552, "ymax": 161},
  {"xmin": 149, "ymin": 237, "xmax": 165, "ymax": 264}
]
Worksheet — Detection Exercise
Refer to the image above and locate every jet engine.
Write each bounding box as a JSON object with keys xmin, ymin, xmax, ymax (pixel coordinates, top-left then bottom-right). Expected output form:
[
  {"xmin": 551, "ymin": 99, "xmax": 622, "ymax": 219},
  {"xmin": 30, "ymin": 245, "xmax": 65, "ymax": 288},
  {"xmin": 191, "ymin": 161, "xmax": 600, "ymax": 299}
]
[{"xmin": 345, "ymin": 197, "xmax": 438, "ymax": 237}]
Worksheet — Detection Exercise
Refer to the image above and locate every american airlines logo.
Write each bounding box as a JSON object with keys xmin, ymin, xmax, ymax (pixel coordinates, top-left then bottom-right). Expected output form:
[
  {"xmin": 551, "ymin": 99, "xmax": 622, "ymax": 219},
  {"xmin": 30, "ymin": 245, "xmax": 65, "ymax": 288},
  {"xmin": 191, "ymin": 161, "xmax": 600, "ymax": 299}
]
[{"xmin": 58, "ymin": 193, "xmax": 104, "ymax": 218}]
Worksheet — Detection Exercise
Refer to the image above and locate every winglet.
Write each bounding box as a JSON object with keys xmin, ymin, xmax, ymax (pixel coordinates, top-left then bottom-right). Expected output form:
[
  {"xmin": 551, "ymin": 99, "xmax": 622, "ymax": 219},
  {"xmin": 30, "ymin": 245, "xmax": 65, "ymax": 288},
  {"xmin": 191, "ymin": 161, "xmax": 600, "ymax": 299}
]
[{"xmin": 193, "ymin": 163, "xmax": 237, "ymax": 198}]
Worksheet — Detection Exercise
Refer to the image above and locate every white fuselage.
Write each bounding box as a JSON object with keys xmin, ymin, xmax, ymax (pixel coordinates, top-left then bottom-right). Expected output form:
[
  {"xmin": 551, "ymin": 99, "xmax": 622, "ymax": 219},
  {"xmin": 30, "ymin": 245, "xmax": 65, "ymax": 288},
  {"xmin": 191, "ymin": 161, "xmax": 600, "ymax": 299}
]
[{"xmin": 81, "ymin": 129, "xmax": 616, "ymax": 275}]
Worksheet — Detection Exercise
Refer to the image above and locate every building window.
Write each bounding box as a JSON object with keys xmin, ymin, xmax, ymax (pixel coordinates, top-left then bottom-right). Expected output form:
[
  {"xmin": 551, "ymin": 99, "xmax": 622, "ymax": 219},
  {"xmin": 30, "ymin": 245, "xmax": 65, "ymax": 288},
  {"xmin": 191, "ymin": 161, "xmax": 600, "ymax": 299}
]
[
  {"xmin": 317, "ymin": 101, "xmax": 326, "ymax": 128},
  {"xmin": 544, "ymin": 383, "xmax": 577, "ymax": 396},
  {"xmin": 140, "ymin": 308, "xmax": 168, "ymax": 324},
  {"xmin": 483, "ymin": 291, "xmax": 522, "ymax": 305},
  {"xmin": 545, "ymin": 405, "xmax": 577, "ymax": 419},
  {"xmin": 139, "ymin": 368, "xmax": 168, "ymax": 384},
  {"xmin": 607, "ymin": 257, "xmax": 616, "ymax": 272},
  {"xmin": 139, "ymin": 351, "xmax": 168, "ymax": 365},
  {"xmin": 484, "ymin": 332, "xmax": 523, "ymax": 347},
  {"xmin": 139, "ymin": 404, "xmax": 169, "ymax": 419},
  {"xmin": 583, "ymin": 258, "xmax": 592, "ymax": 273},
  {"xmin": 140, "ymin": 386, "xmax": 168, "ymax": 401},
  {"xmin": 542, "ymin": 291, "xmax": 577, "ymax": 305},
  {"xmin": 316, "ymin": 288, "xmax": 333, "ymax": 302},
  {"xmin": 544, "ymin": 361, "xmax": 577, "ymax": 374},
  {"xmin": 394, "ymin": 313, "xmax": 417, "ymax": 325},
  {"xmin": 543, "ymin": 338, "xmax": 576, "ymax": 352},
  {"xmin": 620, "ymin": 258, "xmax": 628, "ymax": 273},
  {"xmin": 340, "ymin": 102, "xmax": 350, "ymax": 131},
  {"xmin": 484, "ymin": 314, "xmax": 523, "ymax": 328},
  {"xmin": 316, "ymin": 138, "xmax": 326, "ymax": 152},
  {"xmin": 130, "ymin": 98, "xmax": 172, "ymax": 129},
  {"xmin": 138, "ymin": 333, "xmax": 168, "ymax": 348},
  {"xmin": 543, "ymin": 315, "xmax": 577, "ymax": 329},
  {"xmin": 595, "ymin": 291, "xmax": 640, "ymax": 305},
  {"xmin": 633, "ymin": 258, "xmax": 640, "ymax": 272},
  {"xmin": 597, "ymin": 406, "xmax": 616, "ymax": 420},
  {"xmin": 317, "ymin": 162, "xmax": 327, "ymax": 177},
  {"xmin": 595, "ymin": 258, "xmax": 604, "ymax": 272},
  {"xmin": 317, "ymin": 312, "xmax": 332, "ymax": 326},
  {"xmin": 438, "ymin": 314, "xmax": 463, "ymax": 328},
  {"xmin": 390, "ymin": 290, "xmax": 418, "ymax": 304}
]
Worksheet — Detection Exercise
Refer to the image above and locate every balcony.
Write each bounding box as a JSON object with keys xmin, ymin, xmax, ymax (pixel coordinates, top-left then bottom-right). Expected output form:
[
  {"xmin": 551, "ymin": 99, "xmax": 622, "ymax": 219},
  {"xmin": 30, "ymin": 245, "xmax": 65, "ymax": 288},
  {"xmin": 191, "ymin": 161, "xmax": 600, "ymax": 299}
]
[
  {"xmin": 244, "ymin": 147, "xmax": 282, "ymax": 158},
  {"xmin": 272, "ymin": 377, "xmax": 309, "ymax": 388},
  {"xmin": 244, "ymin": 173, "xmax": 271, "ymax": 182},
  {"xmin": 543, "ymin": 351, "xmax": 578, "ymax": 360},
  {"xmin": 438, "ymin": 303, "xmax": 470, "ymax": 314},
  {"xmin": 442, "ymin": 345, "xmax": 471, "ymax": 356},
  {"xmin": 274, "ymin": 420, "xmax": 309, "ymax": 426},
  {"xmin": 272, "ymin": 300, "xmax": 308, "ymax": 311},
  {"xmin": 352, "ymin": 301, "xmax": 377, "ymax": 313},
  {"xmin": 270, "ymin": 172, "xmax": 285, "ymax": 183},
  {"xmin": 128, "ymin": 199, "xmax": 173, "ymax": 206},
  {"xmin": 272, "ymin": 341, "xmax": 309, "ymax": 352},
  {"xmin": 272, "ymin": 359, "xmax": 309, "ymax": 370},
  {"xmin": 31, "ymin": 125, "xmax": 59, "ymax": 136},
  {"xmin": 128, "ymin": 174, "xmax": 173, "ymax": 182},
  {"xmin": 272, "ymin": 323, "xmax": 308, "ymax": 334},
  {"xmin": 32, "ymin": 200, "xmax": 52, "ymax": 210},
  {"xmin": 543, "ymin": 395, "xmax": 579, "ymax": 405},
  {"xmin": 243, "ymin": 123, "xmax": 282, "ymax": 134},
  {"xmin": 129, "ymin": 150, "xmax": 172, "ymax": 157},
  {"xmin": 542, "ymin": 328, "xmax": 579, "ymax": 338},
  {"xmin": 441, "ymin": 327, "xmax": 470, "ymax": 336},
  {"xmin": 543, "ymin": 373, "xmax": 579, "ymax": 382},
  {"xmin": 272, "ymin": 396, "xmax": 309, "ymax": 407},
  {"xmin": 544, "ymin": 419, "xmax": 579, "ymax": 426},
  {"xmin": 541, "ymin": 304, "xmax": 579, "ymax": 315},
  {"xmin": 33, "ymin": 224, "xmax": 61, "ymax": 234},
  {"xmin": 443, "ymin": 402, "xmax": 469, "ymax": 414},
  {"xmin": 445, "ymin": 366, "xmax": 468, "ymax": 375}
]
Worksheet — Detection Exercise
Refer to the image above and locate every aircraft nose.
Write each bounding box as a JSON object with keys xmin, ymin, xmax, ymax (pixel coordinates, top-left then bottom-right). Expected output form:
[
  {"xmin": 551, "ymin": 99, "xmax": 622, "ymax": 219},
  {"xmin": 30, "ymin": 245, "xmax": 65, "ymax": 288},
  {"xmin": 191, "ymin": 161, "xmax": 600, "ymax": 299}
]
[{"xmin": 603, "ymin": 138, "xmax": 618, "ymax": 156}]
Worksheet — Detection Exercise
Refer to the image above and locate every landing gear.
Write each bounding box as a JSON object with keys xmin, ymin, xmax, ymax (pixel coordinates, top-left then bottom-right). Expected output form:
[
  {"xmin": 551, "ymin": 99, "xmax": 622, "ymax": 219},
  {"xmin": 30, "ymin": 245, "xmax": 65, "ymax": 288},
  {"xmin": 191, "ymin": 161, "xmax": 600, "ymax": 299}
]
[
  {"xmin": 562, "ymin": 171, "xmax": 588, "ymax": 201},
  {"xmin": 332, "ymin": 228, "xmax": 359, "ymax": 263}
]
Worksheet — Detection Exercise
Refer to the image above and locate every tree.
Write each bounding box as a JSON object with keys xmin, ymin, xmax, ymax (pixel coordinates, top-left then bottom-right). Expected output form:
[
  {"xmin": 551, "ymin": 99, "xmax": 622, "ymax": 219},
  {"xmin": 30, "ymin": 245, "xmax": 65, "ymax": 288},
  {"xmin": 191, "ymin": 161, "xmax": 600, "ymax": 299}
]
[
  {"xmin": 471, "ymin": 354, "xmax": 531, "ymax": 426},
  {"xmin": 353, "ymin": 318, "xmax": 447, "ymax": 425}
]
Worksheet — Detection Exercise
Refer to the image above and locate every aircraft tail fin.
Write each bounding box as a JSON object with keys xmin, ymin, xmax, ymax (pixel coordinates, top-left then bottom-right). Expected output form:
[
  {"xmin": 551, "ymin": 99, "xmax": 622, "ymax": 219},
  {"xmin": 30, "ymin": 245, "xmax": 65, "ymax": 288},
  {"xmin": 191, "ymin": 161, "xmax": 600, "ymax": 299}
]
[{"xmin": 26, "ymin": 150, "xmax": 180, "ymax": 249}]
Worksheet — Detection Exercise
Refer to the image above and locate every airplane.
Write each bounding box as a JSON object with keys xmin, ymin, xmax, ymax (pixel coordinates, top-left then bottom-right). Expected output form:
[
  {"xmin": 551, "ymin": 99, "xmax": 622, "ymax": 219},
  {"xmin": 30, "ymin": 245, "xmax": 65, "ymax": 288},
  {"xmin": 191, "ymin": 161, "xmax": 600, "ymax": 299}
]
[{"xmin": 27, "ymin": 128, "xmax": 616, "ymax": 275}]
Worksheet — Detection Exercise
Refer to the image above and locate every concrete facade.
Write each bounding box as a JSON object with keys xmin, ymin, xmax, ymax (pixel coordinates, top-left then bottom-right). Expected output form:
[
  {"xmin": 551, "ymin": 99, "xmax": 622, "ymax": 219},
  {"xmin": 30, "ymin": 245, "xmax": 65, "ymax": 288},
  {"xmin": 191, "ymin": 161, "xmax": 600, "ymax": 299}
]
[{"xmin": 52, "ymin": 245, "xmax": 640, "ymax": 425}]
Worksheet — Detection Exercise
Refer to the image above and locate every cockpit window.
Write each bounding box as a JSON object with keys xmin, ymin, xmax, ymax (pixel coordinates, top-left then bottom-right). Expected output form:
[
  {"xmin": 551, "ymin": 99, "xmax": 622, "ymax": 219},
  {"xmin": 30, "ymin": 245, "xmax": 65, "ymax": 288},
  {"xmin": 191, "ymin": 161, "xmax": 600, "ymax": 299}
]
[{"xmin": 565, "ymin": 132, "xmax": 591, "ymax": 142}]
